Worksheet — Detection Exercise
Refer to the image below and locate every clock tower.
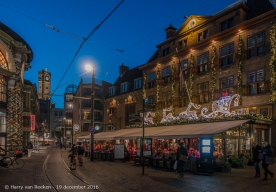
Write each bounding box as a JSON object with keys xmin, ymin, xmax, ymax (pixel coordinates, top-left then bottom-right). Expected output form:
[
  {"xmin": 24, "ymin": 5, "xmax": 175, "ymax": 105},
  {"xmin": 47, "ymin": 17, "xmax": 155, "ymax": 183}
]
[{"xmin": 38, "ymin": 68, "xmax": 51, "ymax": 100}]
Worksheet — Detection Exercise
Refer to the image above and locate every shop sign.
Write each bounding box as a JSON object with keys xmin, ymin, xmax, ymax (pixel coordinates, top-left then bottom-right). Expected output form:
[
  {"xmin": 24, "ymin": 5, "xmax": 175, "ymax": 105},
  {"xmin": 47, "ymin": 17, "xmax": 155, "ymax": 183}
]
[{"xmin": 30, "ymin": 115, "xmax": 35, "ymax": 131}]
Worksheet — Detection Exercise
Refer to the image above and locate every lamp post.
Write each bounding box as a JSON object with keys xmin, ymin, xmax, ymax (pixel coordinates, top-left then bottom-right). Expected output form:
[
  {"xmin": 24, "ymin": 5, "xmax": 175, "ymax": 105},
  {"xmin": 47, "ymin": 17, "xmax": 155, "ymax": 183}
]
[
  {"xmin": 86, "ymin": 65, "xmax": 95, "ymax": 161},
  {"xmin": 70, "ymin": 104, "xmax": 74, "ymax": 145}
]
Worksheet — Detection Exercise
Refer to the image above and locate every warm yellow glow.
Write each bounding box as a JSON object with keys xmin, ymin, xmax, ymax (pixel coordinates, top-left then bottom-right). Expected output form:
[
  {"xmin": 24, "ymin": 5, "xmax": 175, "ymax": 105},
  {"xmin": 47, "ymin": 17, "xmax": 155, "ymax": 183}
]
[
  {"xmin": 238, "ymin": 29, "xmax": 242, "ymax": 33},
  {"xmin": 252, "ymin": 107, "xmax": 257, "ymax": 109},
  {"xmin": 190, "ymin": 49, "xmax": 194, "ymax": 52},
  {"xmin": 85, "ymin": 65, "xmax": 93, "ymax": 72},
  {"xmin": 212, "ymin": 40, "xmax": 216, "ymax": 44}
]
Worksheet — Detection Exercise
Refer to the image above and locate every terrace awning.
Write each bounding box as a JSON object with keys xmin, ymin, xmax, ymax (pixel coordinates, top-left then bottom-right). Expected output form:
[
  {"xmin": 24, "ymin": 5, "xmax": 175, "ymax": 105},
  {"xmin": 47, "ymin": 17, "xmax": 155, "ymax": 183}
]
[{"xmin": 77, "ymin": 119, "xmax": 250, "ymax": 140}]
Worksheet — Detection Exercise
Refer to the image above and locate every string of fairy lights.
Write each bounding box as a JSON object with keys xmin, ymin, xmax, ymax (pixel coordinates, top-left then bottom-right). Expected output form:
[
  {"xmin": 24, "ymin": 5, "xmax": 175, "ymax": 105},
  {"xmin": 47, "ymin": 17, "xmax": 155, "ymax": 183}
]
[{"xmin": 269, "ymin": 22, "xmax": 276, "ymax": 103}]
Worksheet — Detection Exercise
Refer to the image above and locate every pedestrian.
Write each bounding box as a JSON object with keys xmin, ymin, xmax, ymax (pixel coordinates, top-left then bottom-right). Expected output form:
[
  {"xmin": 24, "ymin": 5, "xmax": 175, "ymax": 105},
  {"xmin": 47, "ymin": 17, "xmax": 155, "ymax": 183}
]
[
  {"xmin": 261, "ymin": 141, "xmax": 274, "ymax": 180},
  {"xmin": 252, "ymin": 142, "xmax": 261, "ymax": 177},
  {"xmin": 176, "ymin": 142, "xmax": 188, "ymax": 178},
  {"xmin": 77, "ymin": 142, "xmax": 85, "ymax": 166},
  {"xmin": 27, "ymin": 141, "xmax": 33, "ymax": 157}
]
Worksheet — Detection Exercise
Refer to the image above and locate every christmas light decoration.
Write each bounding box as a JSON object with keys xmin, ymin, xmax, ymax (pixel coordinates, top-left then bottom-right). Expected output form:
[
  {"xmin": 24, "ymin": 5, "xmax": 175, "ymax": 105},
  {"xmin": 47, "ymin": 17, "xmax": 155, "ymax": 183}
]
[
  {"xmin": 189, "ymin": 54, "xmax": 195, "ymax": 98},
  {"xmin": 237, "ymin": 34, "xmax": 243, "ymax": 105},
  {"xmin": 210, "ymin": 44, "xmax": 217, "ymax": 101},
  {"xmin": 269, "ymin": 22, "xmax": 276, "ymax": 103}
]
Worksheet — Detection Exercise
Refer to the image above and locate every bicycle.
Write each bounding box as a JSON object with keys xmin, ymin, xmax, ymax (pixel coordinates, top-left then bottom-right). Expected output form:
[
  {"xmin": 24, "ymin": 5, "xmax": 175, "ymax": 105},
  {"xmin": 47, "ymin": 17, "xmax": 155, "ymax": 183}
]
[
  {"xmin": 0, "ymin": 156, "xmax": 12, "ymax": 168},
  {"xmin": 70, "ymin": 155, "xmax": 77, "ymax": 170},
  {"xmin": 9, "ymin": 153, "xmax": 25, "ymax": 169}
]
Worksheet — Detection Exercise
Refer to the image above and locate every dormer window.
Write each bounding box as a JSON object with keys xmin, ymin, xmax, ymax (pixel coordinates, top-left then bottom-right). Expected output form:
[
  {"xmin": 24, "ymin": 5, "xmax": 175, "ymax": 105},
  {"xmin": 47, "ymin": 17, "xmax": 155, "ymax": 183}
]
[
  {"xmin": 109, "ymin": 87, "xmax": 115, "ymax": 96},
  {"xmin": 134, "ymin": 78, "xmax": 141, "ymax": 89},
  {"xmin": 162, "ymin": 47, "xmax": 171, "ymax": 56},
  {"xmin": 121, "ymin": 82, "xmax": 128, "ymax": 93},
  {"xmin": 221, "ymin": 18, "xmax": 234, "ymax": 31}
]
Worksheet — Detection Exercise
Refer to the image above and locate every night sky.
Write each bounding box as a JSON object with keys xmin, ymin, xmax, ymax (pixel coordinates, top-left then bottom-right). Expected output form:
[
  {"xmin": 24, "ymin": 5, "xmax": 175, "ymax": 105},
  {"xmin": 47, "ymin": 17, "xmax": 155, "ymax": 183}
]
[{"xmin": 0, "ymin": 0, "xmax": 238, "ymax": 107}]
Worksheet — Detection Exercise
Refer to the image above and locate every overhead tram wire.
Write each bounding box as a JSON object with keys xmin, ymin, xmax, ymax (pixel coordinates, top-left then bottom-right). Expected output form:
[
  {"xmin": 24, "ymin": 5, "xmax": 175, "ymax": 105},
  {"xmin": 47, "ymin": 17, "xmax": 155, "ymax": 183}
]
[
  {"xmin": 51, "ymin": 0, "xmax": 125, "ymax": 97},
  {"xmin": 50, "ymin": 71, "xmax": 90, "ymax": 95},
  {"xmin": 0, "ymin": 2, "xmax": 124, "ymax": 51}
]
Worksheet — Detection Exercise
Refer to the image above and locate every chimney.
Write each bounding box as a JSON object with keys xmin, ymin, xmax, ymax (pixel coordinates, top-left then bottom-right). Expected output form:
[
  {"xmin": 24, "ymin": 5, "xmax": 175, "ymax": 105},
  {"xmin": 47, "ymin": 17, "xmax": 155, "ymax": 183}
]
[
  {"xmin": 165, "ymin": 23, "xmax": 177, "ymax": 39},
  {"xmin": 119, "ymin": 63, "xmax": 129, "ymax": 77}
]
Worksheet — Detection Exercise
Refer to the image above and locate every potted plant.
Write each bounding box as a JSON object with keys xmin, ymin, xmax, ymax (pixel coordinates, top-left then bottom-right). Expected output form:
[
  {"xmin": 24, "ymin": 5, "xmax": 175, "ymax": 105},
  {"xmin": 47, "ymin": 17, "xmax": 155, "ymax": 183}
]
[
  {"xmin": 216, "ymin": 161, "xmax": 231, "ymax": 172},
  {"xmin": 244, "ymin": 153, "xmax": 254, "ymax": 166},
  {"xmin": 230, "ymin": 154, "xmax": 244, "ymax": 169}
]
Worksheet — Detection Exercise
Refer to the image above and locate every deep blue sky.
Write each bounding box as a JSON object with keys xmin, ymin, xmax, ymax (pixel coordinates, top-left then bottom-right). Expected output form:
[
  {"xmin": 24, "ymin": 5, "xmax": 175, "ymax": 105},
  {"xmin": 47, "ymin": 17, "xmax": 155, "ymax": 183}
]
[{"xmin": 0, "ymin": 0, "xmax": 237, "ymax": 108}]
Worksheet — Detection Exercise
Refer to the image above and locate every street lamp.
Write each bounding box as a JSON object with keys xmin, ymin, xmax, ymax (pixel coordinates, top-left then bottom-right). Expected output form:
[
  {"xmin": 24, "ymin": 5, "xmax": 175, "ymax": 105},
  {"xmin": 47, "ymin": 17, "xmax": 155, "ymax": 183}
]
[
  {"xmin": 86, "ymin": 64, "xmax": 95, "ymax": 161},
  {"xmin": 70, "ymin": 104, "xmax": 74, "ymax": 145}
]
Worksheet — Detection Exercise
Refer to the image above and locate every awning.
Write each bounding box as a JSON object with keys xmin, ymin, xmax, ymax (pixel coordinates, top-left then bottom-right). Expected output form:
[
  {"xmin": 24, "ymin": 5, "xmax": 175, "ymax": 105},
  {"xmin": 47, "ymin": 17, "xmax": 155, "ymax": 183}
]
[{"xmin": 78, "ymin": 119, "xmax": 250, "ymax": 140}]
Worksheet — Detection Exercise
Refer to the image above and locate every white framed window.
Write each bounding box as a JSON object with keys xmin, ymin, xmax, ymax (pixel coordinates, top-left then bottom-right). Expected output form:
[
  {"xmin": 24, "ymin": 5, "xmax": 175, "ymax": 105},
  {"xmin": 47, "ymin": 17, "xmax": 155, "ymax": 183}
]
[
  {"xmin": 121, "ymin": 82, "xmax": 128, "ymax": 93},
  {"xmin": 134, "ymin": 78, "xmax": 141, "ymax": 89},
  {"xmin": 109, "ymin": 87, "xmax": 115, "ymax": 96}
]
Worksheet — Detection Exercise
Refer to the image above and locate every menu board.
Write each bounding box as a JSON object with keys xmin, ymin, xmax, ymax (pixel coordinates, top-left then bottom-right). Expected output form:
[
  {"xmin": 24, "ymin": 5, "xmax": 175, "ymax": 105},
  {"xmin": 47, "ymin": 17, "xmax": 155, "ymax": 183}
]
[{"xmin": 114, "ymin": 144, "xmax": 124, "ymax": 159}]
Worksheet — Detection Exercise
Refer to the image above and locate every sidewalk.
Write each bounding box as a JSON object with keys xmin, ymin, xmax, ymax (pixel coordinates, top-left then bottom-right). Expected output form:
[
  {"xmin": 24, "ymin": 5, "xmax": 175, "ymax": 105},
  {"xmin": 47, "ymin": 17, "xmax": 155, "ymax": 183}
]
[{"xmin": 60, "ymin": 149, "xmax": 276, "ymax": 192}]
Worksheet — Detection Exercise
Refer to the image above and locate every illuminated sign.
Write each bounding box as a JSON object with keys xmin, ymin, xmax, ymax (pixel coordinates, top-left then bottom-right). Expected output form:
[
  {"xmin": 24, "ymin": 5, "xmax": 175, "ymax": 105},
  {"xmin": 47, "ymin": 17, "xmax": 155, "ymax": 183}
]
[{"xmin": 30, "ymin": 115, "xmax": 36, "ymax": 131}]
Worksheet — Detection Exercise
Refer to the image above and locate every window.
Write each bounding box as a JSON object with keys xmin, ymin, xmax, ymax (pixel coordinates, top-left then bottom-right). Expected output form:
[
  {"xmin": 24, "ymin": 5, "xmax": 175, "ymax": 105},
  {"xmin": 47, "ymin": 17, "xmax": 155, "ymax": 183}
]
[
  {"xmin": 162, "ymin": 47, "xmax": 171, "ymax": 56},
  {"xmin": 220, "ymin": 76, "xmax": 234, "ymax": 89},
  {"xmin": 198, "ymin": 30, "xmax": 208, "ymax": 42},
  {"xmin": 198, "ymin": 82, "xmax": 209, "ymax": 103},
  {"xmin": 0, "ymin": 75, "xmax": 7, "ymax": 102},
  {"xmin": 197, "ymin": 52, "xmax": 209, "ymax": 73},
  {"xmin": 59, "ymin": 111, "xmax": 63, "ymax": 116},
  {"xmin": 178, "ymin": 39, "xmax": 188, "ymax": 49},
  {"xmin": 249, "ymin": 109, "xmax": 257, "ymax": 114},
  {"xmin": 83, "ymin": 88, "xmax": 91, "ymax": 96},
  {"xmin": 260, "ymin": 108, "xmax": 268, "ymax": 116},
  {"xmin": 248, "ymin": 69, "xmax": 265, "ymax": 95},
  {"xmin": 109, "ymin": 87, "xmax": 115, "ymax": 96},
  {"xmin": 162, "ymin": 66, "xmax": 171, "ymax": 84},
  {"xmin": 0, "ymin": 50, "xmax": 8, "ymax": 69},
  {"xmin": 54, "ymin": 111, "xmax": 58, "ymax": 116},
  {"xmin": 121, "ymin": 82, "xmax": 128, "ymax": 93},
  {"xmin": 147, "ymin": 72, "xmax": 156, "ymax": 88},
  {"xmin": 162, "ymin": 92, "xmax": 172, "ymax": 107},
  {"xmin": 180, "ymin": 59, "xmax": 188, "ymax": 79},
  {"xmin": 83, "ymin": 100, "xmax": 91, "ymax": 108},
  {"xmin": 221, "ymin": 18, "xmax": 234, "ymax": 31},
  {"xmin": 65, "ymin": 94, "xmax": 73, "ymax": 101},
  {"xmin": 220, "ymin": 43, "xmax": 234, "ymax": 66},
  {"xmin": 134, "ymin": 78, "xmax": 141, "ymax": 89},
  {"xmin": 247, "ymin": 31, "xmax": 265, "ymax": 58}
]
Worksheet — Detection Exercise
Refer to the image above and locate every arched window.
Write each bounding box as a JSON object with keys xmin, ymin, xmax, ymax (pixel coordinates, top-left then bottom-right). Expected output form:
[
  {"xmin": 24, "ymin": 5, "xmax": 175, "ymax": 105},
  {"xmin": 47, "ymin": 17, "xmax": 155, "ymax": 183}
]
[
  {"xmin": 0, "ymin": 75, "xmax": 7, "ymax": 102},
  {"xmin": 0, "ymin": 50, "xmax": 8, "ymax": 70}
]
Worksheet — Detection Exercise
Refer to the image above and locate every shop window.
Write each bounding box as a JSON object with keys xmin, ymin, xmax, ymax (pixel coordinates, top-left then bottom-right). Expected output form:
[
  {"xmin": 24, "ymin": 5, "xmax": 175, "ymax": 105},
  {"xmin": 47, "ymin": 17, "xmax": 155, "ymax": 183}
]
[
  {"xmin": 247, "ymin": 31, "xmax": 265, "ymax": 58},
  {"xmin": 220, "ymin": 43, "xmax": 234, "ymax": 66},
  {"xmin": 249, "ymin": 109, "xmax": 257, "ymax": 114},
  {"xmin": 221, "ymin": 17, "xmax": 234, "ymax": 31},
  {"xmin": 147, "ymin": 72, "xmax": 156, "ymax": 88},
  {"xmin": 162, "ymin": 66, "xmax": 171, "ymax": 84},
  {"xmin": 260, "ymin": 108, "xmax": 268, "ymax": 116},
  {"xmin": 197, "ymin": 52, "xmax": 209, "ymax": 74},
  {"xmin": 248, "ymin": 69, "xmax": 265, "ymax": 95},
  {"xmin": 0, "ymin": 109, "xmax": 6, "ymax": 133}
]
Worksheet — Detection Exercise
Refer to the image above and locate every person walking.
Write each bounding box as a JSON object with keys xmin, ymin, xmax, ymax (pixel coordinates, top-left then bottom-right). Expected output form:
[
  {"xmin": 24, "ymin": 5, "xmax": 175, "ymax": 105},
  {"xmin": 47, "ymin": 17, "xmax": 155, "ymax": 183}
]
[
  {"xmin": 77, "ymin": 142, "xmax": 85, "ymax": 166},
  {"xmin": 261, "ymin": 141, "xmax": 274, "ymax": 180},
  {"xmin": 176, "ymin": 142, "xmax": 188, "ymax": 178},
  {"xmin": 252, "ymin": 142, "xmax": 261, "ymax": 177},
  {"xmin": 27, "ymin": 141, "xmax": 33, "ymax": 157}
]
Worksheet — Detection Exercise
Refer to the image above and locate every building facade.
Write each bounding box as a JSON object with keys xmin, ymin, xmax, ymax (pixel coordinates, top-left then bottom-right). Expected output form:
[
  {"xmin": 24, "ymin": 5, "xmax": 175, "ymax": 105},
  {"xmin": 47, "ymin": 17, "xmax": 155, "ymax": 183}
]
[
  {"xmin": 0, "ymin": 22, "xmax": 33, "ymax": 150},
  {"xmin": 138, "ymin": 0, "xmax": 276, "ymax": 154},
  {"xmin": 22, "ymin": 80, "xmax": 40, "ymax": 148},
  {"xmin": 104, "ymin": 64, "xmax": 143, "ymax": 131},
  {"xmin": 74, "ymin": 78, "xmax": 111, "ymax": 140}
]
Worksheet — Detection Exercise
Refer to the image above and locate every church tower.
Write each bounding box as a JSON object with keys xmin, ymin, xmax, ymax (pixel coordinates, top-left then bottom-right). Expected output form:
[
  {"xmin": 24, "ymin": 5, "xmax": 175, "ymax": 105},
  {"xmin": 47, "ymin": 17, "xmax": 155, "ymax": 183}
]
[{"xmin": 38, "ymin": 68, "xmax": 51, "ymax": 100}]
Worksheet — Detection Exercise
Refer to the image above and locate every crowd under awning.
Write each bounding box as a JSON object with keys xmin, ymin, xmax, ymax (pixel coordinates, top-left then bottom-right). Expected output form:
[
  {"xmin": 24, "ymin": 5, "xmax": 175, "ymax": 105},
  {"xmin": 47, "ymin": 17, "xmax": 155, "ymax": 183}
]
[{"xmin": 77, "ymin": 119, "xmax": 250, "ymax": 141}]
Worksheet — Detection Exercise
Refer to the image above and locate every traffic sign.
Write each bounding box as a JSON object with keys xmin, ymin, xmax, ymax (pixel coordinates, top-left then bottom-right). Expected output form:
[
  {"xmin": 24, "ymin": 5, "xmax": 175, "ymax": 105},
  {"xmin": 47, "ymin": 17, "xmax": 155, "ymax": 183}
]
[{"xmin": 89, "ymin": 126, "xmax": 96, "ymax": 134}]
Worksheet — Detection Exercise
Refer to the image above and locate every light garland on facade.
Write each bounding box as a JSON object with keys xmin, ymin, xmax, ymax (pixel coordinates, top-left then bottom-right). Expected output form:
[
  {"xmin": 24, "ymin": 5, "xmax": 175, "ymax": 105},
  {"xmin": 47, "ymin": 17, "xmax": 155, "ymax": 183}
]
[
  {"xmin": 269, "ymin": 22, "xmax": 276, "ymax": 103},
  {"xmin": 171, "ymin": 63, "xmax": 176, "ymax": 103},
  {"xmin": 156, "ymin": 67, "xmax": 160, "ymax": 102},
  {"xmin": 189, "ymin": 54, "xmax": 195, "ymax": 98},
  {"xmin": 237, "ymin": 34, "xmax": 243, "ymax": 105},
  {"xmin": 210, "ymin": 44, "xmax": 217, "ymax": 101},
  {"xmin": 143, "ymin": 72, "xmax": 147, "ymax": 99}
]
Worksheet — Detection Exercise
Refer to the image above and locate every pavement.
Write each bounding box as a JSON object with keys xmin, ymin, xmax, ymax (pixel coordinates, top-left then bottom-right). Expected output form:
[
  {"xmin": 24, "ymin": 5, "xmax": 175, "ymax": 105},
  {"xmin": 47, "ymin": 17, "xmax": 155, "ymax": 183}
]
[{"xmin": 1, "ymin": 146, "xmax": 276, "ymax": 192}]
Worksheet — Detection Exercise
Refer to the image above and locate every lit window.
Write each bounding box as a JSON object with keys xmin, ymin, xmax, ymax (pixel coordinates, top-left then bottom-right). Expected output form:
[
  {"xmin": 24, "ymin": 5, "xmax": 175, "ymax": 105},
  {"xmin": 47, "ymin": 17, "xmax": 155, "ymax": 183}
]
[{"xmin": 0, "ymin": 50, "xmax": 8, "ymax": 70}]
